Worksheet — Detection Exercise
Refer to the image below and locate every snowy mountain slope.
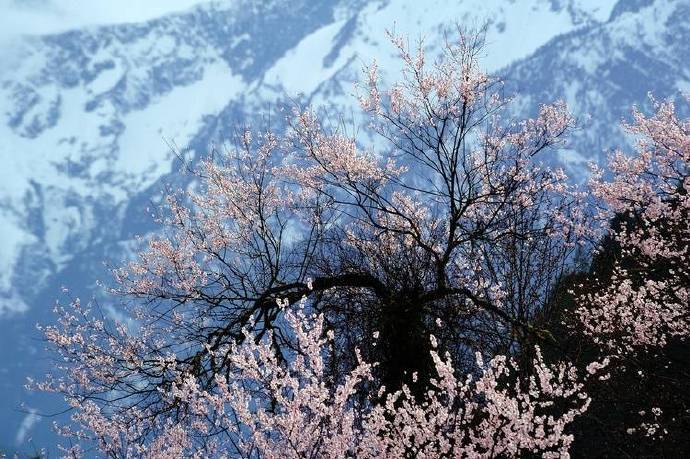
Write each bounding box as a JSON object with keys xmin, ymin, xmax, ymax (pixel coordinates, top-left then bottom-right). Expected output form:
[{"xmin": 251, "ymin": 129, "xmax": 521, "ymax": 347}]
[
  {"xmin": 0, "ymin": 0, "xmax": 685, "ymax": 453},
  {"xmin": 503, "ymin": 0, "xmax": 690, "ymax": 175},
  {"xmin": 259, "ymin": 0, "xmax": 619, "ymax": 109},
  {"xmin": 0, "ymin": 0, "xmax": 344, "ymax": 316}
]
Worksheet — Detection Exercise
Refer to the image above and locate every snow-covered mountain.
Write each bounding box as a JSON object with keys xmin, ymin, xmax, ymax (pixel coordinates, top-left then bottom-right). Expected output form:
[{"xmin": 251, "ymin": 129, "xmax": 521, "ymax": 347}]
[
  {"xmin": 505, "ymin": 0, "xmax": 690, "ymax": 171},
  {"xmin": 0, "ymin": 0, "xmax": 687, "ymax": 453}
]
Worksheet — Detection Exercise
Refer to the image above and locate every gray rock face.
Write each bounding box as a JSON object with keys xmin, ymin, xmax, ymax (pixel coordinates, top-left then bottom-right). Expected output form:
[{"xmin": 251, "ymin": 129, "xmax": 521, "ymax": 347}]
[{"xmin": 0, "ymin": 0, "xmax": 686, "ymax": 453}]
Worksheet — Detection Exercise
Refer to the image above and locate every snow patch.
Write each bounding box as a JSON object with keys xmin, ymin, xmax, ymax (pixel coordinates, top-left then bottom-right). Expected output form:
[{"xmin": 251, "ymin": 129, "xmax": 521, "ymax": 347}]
[
  {"xmin": 87, "ymin": 65, "xmax": 124, "ymax": 94},
  {"xmin": 116, "ymin": 60, "xmax": 246, "ymax": 189},
  {"xmin": 264, "ymin": 18, "xmax": 348, "ymax": 95},
  {"xmin": 15, "ymin": 408, "xmax": 40, "ymax": 446}
]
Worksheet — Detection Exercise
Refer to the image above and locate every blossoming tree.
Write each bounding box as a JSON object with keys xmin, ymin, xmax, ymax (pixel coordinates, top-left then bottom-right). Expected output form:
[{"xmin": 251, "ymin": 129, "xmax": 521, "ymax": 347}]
[
  {"xmin": 39, "ymin": 30, "xmax": 601, "ymax": 457},
  {"xmin": 549, "ymin": 94, "xmax": 690, "ymax": 455},
  {"xmin": 579, "ymin": 95, "xmax": 689, "ymax": 353}
]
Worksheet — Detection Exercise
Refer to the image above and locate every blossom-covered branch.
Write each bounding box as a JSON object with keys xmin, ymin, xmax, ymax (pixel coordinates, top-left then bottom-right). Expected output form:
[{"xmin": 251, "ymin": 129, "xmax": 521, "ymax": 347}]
[{"xmin": 579, "ymin": 95, "xmax": 689, "ymax": 352}]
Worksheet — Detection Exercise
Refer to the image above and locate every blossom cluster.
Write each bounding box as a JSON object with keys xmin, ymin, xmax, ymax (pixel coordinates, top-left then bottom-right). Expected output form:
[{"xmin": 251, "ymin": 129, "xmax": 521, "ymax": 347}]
[
  {"xmin": 41, "ymin": 299, "xmax": 593, "ymax": 458},
  {"xmin": 578, "ymin": 95, "xmax": 689, "ymax": 352}
]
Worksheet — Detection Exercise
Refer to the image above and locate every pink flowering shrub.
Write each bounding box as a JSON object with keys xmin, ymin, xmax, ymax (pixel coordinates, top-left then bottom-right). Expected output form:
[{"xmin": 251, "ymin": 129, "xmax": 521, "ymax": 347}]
[{"xmin": 579, "ymin": 95, "xmax": 689, "ymax": 353}]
